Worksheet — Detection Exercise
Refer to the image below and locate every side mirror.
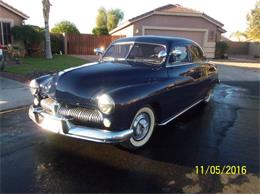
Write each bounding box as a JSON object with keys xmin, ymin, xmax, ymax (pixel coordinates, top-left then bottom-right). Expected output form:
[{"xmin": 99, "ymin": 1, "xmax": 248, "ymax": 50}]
[
  {"xmin": 94, "ymin": 48, "xmax": 103, "ymax": 56},
  {"xmin": 171, "ymin": 49, "xmax": 182, "ymax": 57},
  {"xmin": 158, "ymin": 50, "xmax": 167, "ymax": 59}
]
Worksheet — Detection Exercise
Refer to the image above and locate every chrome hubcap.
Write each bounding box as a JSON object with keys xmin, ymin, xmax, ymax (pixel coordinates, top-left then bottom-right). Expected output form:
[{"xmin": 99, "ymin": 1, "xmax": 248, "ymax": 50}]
[
  {"xmin": 132, "ymin": 113, "xmax": 150, "ymax": 141},
  {"xmin": 205, "ymin": 90, "xmax": 213, "ymax": 102}
]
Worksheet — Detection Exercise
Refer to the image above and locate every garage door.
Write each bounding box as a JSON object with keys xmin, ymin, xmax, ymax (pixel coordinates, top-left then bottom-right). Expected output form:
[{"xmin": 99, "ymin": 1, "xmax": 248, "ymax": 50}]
[{"xmin": 144, "ymin": 29, "xmax": 205, "ymax": 47}]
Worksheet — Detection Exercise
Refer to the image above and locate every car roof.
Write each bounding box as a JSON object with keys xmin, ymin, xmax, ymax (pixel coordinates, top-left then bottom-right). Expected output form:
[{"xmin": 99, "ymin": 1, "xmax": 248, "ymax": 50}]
[{"xmin": 113, "ymin": 35, "xmax": 195, "ymax": 46}]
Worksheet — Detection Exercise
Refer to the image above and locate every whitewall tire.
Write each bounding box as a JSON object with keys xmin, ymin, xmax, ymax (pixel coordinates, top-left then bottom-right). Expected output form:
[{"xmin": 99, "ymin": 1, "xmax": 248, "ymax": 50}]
[
  {"xmin": 121, "ymin": 106, "xmax": 155, "ymax": 150},
  {"xmin": 204, "ymin": 88, "xmax": 213, "ymax": 103}
]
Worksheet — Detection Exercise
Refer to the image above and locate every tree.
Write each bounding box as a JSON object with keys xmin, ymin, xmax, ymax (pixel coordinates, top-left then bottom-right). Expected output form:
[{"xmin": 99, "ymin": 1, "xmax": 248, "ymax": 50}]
[
  {"xmin": 51, "ymin": 20, "xmax": 80, "ymax": 34},
  {"xmin": 230, "ymin": 31, "xmax": 247, "ymax": 41},
  {"xmin": 92, "ymin": 26, "xmax": 109, "ymax": 36},
  {"xmin": 245, "ymin": 1, "xmax": 260, "ymax": 41},
  {"xmin": 42, "ymin": 0, "xmax": 52, "ymax": 59},
  {"xmin": 107, "ymin": 9, "xmax": 124, "ymax": 31},
  {"xmin": 92, "ymin": 7, "xmax": 124, "ymax": 35},
  {"xmin": 96, "ymin": 7, "xmax": 107, "ymax": 28}
]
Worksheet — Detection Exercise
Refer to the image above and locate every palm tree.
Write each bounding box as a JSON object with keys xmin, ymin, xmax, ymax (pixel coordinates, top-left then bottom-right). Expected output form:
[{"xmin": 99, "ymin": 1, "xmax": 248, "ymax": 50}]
[
  {"xmin": 230, "ymin": 31, "xmax": 247, "ymax": 42},
  {"xmin": 42, "ymin": 0, "xmax": 52, "ymax": 59}
]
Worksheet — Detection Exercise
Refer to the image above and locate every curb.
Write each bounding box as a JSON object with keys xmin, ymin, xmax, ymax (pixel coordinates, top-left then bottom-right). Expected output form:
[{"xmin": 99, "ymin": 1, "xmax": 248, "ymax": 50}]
[
  {"xmin": 0, "ymin": 72, "xmax": 29, "ymax": 84},
  {"xmin": 0, "ymin": 105, "xmax": 30, "ymax": 114}
]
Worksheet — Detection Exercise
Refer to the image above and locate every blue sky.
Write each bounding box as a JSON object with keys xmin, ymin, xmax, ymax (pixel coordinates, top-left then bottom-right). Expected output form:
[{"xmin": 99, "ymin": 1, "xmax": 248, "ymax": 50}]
[{"xmin": 6, "ymin": 0, "xmax": 257, "ymax": 38}]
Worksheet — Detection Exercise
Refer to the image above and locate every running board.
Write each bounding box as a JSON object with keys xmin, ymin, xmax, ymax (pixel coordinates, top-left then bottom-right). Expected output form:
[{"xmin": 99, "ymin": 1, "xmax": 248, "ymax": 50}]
[{"xmin": 158, "ymin": 99, "xmax": 204, "ymax": 126}]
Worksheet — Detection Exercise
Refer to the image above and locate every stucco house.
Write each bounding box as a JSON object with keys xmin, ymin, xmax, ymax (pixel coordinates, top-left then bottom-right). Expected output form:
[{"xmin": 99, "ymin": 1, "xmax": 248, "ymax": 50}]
[
  {"xmin": 110, "ymin": 4, "xmax": 226, "ymax": 58},
  {"xmin": 0, "ymin": 0, "xmax": 29, "ymax": 45}
]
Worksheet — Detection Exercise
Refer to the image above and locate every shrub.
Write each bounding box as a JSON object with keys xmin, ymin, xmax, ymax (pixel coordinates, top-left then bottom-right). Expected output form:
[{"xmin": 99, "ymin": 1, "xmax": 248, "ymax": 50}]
[
  {"xmin": 215, "ymin": 41, "xmax": 229, "ymax": 59},
  {"xmin": 50, "ymin": 33, "xmax": 64, "ymax": 54},
  {"xmin": 11, "ymin": 25, "xmax": 44, "ymax": 56}
]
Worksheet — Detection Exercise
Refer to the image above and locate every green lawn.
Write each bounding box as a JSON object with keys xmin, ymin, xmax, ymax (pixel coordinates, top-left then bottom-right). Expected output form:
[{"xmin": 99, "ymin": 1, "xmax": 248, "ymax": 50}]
[{"xmin": 5, "ymin": 55, "xmax": 88, "ymax": 75}]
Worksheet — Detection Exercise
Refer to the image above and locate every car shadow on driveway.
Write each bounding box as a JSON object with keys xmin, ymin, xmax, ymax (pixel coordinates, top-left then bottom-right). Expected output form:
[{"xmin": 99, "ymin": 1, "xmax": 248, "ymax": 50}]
[{"xmin": 134, "ymin": 81, "xmax": 259, "ymax": 173}]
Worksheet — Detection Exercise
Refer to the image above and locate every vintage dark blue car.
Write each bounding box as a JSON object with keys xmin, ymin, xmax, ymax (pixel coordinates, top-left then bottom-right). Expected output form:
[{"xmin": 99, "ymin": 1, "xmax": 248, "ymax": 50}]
[{"xmin": 29, "ymin": 36, "xmax": 218, "ymax": 149}]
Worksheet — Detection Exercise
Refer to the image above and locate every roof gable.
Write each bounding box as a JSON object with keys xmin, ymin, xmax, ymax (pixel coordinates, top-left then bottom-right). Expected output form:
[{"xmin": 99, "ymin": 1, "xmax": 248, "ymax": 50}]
[
  {"xmin": 0, "ymin": 0, "xmax": 29, "ymax": 19},
  {"xmin": 156, "ymin": 4, "xmax": 201, "ymax": 14},
  {"xmin": 110, "ymin": 4, "xmax": 225, "ymax": 34}
]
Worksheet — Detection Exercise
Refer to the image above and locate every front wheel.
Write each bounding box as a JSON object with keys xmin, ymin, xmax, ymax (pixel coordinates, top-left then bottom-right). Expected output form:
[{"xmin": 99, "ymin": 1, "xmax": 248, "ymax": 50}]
[{"xmin": 121, "ymin": 106, "xmax": 155, "ymax": 150}]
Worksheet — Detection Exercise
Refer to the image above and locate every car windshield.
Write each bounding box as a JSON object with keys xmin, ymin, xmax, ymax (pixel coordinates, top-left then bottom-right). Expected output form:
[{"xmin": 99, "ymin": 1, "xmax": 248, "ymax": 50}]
[
  {"xmin": 102, "ymin": 42, "xmax": 166, "ymax": 65},
  {"xmin": 102, "ymin": 43, "xmax": 133, "ymax": 61}
]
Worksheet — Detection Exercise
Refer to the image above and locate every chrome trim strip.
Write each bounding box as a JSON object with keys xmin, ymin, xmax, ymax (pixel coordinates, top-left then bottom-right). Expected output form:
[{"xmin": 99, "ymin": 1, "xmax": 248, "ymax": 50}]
[
  {"xmin": 113, "ymin": 41, "xmax": 135, "ymax": 45},
  {"xmin": 166, "ymin": 62, "xmax": 194, "ymax": 68},
  {"xmin": 158, "ymin": 99, "xmax": 203, "ymax": 126},
  {"xmin": 29, "ymin": 106, "xmax": 133, "ymax": 143},
  {"xmin": 114, "ymin": 41, "xmax": 166, "ymax": 49},
  {"xmin": 133, "ymin": 41, "xmax": 167, "ymax": 49}
]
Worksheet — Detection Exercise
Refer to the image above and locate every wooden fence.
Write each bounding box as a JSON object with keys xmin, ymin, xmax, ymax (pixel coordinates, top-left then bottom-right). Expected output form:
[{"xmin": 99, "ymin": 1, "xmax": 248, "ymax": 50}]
[{"xmin": 65, "ymin": 34, "xmax": 125, "ymax": 55}]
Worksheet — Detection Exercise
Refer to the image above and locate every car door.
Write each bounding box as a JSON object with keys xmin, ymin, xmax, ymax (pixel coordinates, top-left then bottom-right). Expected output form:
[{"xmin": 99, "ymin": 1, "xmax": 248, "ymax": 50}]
[
  {"xmin": 188, "ymin": 44, "xmax": 211, "ymax": 100},
  {"xmin": 162, "ymin": 43, "xmax": 199, "ymax": 121}
]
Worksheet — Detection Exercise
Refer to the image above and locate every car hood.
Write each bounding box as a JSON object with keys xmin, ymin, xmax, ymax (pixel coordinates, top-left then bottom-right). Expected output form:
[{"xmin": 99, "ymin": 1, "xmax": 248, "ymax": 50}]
[{"xmin": 45, "ymin": 61, "xmax": 164, "ymax": 106}]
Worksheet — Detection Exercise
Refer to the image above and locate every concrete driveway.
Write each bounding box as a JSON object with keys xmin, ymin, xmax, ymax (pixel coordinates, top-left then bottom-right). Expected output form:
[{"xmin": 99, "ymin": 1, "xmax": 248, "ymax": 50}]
[{"xmin": 0, "ymin": 77, "xmax": 33, "ymax": 111}]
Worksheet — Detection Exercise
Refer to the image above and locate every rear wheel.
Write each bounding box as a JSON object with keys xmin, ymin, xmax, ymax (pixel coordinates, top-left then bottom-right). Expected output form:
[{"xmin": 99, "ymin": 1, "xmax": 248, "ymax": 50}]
[
  {"xmin": 204, "ymin": 88, "xmax": 213, "ymax": 103},
  {"xmin": 121, "ymin": 106, "xmax": 155, "ymax": 150}
]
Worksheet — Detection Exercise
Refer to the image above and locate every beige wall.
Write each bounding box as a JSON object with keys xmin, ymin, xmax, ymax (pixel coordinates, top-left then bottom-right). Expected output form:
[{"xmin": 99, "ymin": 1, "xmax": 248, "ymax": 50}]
[
  {"xmin": 135, "ymin": 15, "xmax": 219, "ymax": 58},
  {"xmin": 226, "ymin": 41, "xmax": 260, "ymax": 57},
  {"xmin": 144, "ymin": 28, "xmax": 206, "ymax": 46},
  {"xmin": 112, "ymin": 14, "xmax": 221, "ymax": 58},
  {"xmin": 112, "ymin": 25, "xmax": 134, "ymax": 37},
  {"xmin": 226, "ymin": 41, "xmax": 249, "ymax": 55},
  {"xmin": 0, "ymin": 5, "xmax": 24, "ymax": 26},
  {"xmin": 248, "ymin": 42, "xmax": 260, "ymax": 57},
  {"xmin": 133, "ymin": 15, "xmax": 218, "ymax": 42}
]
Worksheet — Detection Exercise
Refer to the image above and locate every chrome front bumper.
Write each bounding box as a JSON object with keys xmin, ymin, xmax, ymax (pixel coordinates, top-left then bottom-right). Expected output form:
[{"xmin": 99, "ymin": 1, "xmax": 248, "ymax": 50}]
[{"xmin": 28, "ymin": 105, "xmax": 133, "ymax": 143}]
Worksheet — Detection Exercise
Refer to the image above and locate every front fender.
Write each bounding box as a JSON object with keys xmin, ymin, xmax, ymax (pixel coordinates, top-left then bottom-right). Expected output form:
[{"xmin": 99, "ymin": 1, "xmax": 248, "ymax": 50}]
[{"xmin": 108, "ymin": 78, "xmax": 180, "ymax": 130}]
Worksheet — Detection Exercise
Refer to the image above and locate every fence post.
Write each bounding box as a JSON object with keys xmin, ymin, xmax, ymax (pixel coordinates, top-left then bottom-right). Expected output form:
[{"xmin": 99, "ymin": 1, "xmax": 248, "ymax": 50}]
[{"xmin": 63, "ymin": 33, "xmax": 68, "ymax": 55}]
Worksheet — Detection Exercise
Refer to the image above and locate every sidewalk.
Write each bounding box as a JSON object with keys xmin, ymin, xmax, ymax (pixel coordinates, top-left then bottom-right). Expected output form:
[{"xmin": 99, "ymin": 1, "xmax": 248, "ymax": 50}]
[
  {"xmin": 210, "ymin": 60, "xmax": 260, "ymax": 69},
  {"xmin": 0, "ymin": 77, "xmax": 33, "ymax": 111}
]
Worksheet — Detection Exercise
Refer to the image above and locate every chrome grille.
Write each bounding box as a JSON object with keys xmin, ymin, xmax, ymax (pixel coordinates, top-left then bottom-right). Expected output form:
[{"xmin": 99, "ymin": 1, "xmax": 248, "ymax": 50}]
[
  {"xmin": 58, "ymin": 107, "xmax": 102, "ymax": 124},
  {"xmin": 39, "ymin": 98, "xmax": 102, "ymax": 124}
]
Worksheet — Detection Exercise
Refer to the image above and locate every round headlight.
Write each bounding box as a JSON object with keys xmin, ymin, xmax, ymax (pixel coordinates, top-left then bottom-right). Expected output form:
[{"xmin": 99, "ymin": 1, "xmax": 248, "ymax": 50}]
[
  {"xmin": 96, "ymin": 94, "xmax": 115, "ymax": 114},
  {"xmin": 29, "ymin": 79, "xmax": 39, "ymax": 95}
]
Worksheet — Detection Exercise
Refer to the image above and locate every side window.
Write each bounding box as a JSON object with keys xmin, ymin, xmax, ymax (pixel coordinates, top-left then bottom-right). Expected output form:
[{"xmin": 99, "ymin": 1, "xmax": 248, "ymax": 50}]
[
  {"xmin": 189, "ymin": 45, "xmax": 203, "ymax": 62},
  {"xmin": 168, "ymin": 46, "xmax": 189, "ymax": 65}
]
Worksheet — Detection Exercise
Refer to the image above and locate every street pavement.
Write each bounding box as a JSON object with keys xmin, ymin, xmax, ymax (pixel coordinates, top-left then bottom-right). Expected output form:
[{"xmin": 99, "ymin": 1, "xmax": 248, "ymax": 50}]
[
  {"xmin": 0, "ymin": 77, "xmax": 32, "ymax": 111},
  {"xmin": 0, "ymin": 65, "xmax": 260, "ymax": 193}
]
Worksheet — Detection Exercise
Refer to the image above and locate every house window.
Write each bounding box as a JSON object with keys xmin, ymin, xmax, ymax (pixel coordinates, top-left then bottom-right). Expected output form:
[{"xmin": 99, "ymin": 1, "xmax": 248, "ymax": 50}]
[{"xmin": 0, "ymin": 22, "xmax": 12, "ymax": 45}]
